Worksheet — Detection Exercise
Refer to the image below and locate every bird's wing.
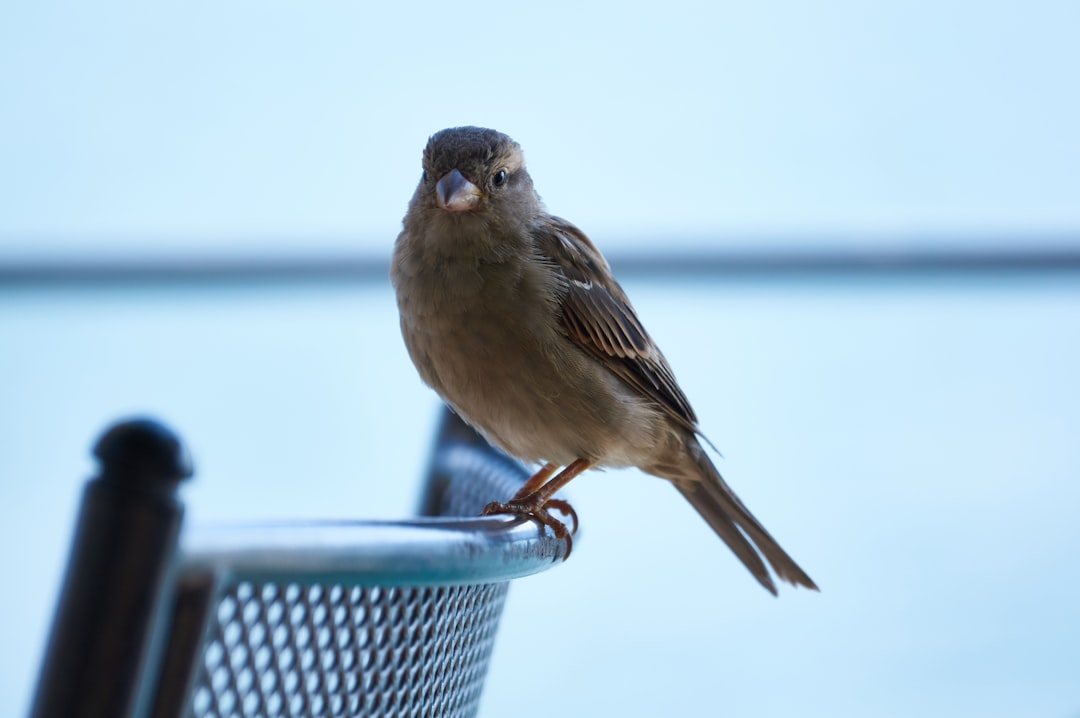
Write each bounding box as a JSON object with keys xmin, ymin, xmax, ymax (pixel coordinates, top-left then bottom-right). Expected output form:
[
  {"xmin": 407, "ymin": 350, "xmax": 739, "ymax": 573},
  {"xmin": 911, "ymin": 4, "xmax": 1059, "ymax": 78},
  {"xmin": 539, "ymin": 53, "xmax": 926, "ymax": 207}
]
[{"xmin": 532, "ymin": 215, "xmax": 699, "ymax": 433}]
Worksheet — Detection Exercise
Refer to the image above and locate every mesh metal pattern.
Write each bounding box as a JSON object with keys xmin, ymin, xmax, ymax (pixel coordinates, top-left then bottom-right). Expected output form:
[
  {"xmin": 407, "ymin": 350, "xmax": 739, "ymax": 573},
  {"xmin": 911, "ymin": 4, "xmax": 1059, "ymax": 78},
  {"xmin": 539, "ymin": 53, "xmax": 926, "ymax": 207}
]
[
  {"xmin": 177, "ymin": 411, "xmax": 558, "ymax": 718},
  {"xmin": 189, "ymin": 581, "xmax": 508, "ymax": 718}
]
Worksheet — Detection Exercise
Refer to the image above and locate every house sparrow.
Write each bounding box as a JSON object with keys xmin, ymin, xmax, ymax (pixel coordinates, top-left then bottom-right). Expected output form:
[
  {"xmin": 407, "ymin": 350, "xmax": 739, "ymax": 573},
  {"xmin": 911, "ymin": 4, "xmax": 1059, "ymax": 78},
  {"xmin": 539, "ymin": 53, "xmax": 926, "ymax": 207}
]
[{"xmin": 391, "ymin": 126, "xmax": 817, "ymax": 595}]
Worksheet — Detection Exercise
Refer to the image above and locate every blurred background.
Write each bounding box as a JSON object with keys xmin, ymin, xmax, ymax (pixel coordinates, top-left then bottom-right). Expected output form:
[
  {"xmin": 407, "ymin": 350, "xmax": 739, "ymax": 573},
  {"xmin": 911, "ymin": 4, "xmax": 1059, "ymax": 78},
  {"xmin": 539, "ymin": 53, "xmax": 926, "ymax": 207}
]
[{"xmin": 2, "ymin": 1, "xmax": 1079, "ymax": 716}]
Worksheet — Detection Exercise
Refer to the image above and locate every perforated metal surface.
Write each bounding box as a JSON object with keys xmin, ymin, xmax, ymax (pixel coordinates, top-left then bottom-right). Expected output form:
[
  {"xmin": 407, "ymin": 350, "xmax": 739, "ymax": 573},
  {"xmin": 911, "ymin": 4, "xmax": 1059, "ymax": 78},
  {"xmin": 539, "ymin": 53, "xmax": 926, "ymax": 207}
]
[
  {"xmin": 176, "ymin": 411, "xmax": 562, "ymax": 718},
  {"xmin": 188, "ymin": 581, "xmax": 507, "ymax": 718}
]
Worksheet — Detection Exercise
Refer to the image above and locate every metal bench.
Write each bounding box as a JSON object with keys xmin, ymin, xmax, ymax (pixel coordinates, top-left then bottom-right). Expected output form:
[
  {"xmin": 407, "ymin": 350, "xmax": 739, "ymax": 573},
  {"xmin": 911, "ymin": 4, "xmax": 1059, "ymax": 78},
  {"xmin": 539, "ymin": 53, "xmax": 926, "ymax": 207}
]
[{"xmin": 31, "ymin": 408, "xmax": 569, "ymax": 718}]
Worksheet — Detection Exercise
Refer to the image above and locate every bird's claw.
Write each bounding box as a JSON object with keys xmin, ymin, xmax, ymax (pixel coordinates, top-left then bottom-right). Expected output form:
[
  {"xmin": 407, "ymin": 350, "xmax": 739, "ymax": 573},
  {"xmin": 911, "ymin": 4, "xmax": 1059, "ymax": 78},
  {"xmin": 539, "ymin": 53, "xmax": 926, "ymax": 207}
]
[
  {"xmin": 541, "ymin": 498, "xmax": 579, "ymax": 535},
  {"xmin": 481, "ymin": 499, "xmax": 576, "ymax": 559}
]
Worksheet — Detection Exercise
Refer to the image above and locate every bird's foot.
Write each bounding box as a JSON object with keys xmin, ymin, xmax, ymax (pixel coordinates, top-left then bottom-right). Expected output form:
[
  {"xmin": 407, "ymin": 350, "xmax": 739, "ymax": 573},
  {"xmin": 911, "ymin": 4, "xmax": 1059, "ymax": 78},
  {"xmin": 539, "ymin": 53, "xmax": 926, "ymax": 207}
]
[{"xmin": 482, "ymin": 498, "xmax": 577, "ymax": 559}]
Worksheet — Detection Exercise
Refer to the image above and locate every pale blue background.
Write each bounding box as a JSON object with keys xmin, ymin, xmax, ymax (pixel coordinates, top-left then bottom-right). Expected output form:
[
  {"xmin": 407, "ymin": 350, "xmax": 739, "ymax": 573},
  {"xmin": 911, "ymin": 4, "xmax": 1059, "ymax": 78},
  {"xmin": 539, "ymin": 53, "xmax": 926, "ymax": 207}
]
[
  {"xmin": 2, "ymin": 1, "xmax": 1079, "ymax": 717},
  {"xmin": 3, "ymin": 0, "xmax": 1079, "ymax": 256}
]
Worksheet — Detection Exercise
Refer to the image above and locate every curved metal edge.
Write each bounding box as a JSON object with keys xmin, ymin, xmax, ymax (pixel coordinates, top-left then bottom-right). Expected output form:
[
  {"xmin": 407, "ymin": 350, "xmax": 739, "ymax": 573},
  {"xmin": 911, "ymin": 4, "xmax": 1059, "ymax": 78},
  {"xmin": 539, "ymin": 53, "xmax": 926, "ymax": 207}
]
[{"xmin": 179, "ymin": 515, "xmax": 566, "ymax": 587}]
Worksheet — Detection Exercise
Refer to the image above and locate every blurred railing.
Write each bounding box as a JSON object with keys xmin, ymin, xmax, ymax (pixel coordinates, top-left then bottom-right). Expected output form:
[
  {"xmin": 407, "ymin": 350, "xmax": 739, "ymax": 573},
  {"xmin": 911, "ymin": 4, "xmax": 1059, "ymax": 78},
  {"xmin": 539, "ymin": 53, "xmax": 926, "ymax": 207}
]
[{"xmin": 3, "ymin": 243, "xmax": 1080, "ymax": 287}]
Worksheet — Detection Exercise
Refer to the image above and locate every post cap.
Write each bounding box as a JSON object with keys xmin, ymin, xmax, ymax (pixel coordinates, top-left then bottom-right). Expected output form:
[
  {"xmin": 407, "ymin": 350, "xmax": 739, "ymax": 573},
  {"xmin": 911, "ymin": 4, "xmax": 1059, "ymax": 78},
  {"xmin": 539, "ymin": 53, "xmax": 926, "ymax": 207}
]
[{"xmin": 93, "ymin": 418, "xmax": 194, "ymax": 486}]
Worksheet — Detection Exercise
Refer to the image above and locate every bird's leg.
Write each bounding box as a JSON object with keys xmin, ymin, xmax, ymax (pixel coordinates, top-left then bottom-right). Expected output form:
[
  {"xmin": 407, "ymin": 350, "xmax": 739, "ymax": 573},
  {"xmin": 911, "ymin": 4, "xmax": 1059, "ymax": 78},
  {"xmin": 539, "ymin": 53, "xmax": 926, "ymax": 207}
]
[
  {"xmin": 505, "ymin": 463, "xmax": 580, "ymax": 533},
  {"xmin": 508, "ymin": 462, "xmax": 559, "ymax": 502},
  {"xmin": 481, "ymin": 458, "xmax": 593, "ymax": 558},
  {"xmin": 517, "ymin": 458, "xmax": 592, "ymax": 508}
]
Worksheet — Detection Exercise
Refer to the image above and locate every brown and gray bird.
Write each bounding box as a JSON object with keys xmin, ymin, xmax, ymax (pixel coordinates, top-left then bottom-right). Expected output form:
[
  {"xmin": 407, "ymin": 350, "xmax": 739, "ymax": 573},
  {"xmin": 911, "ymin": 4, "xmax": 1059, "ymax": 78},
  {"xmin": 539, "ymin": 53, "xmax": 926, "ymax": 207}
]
[{"xmin": 391, "ymin": 126, "xmax": 817, "ymax": 595}]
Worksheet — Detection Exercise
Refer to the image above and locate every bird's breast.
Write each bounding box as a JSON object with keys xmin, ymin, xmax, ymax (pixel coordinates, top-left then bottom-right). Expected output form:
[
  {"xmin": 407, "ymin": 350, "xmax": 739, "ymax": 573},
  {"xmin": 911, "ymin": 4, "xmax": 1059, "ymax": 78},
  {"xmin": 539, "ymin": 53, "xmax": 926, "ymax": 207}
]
[{"xmin": 393, "ymin": 230, "xmax": 665, "ymax": 467}]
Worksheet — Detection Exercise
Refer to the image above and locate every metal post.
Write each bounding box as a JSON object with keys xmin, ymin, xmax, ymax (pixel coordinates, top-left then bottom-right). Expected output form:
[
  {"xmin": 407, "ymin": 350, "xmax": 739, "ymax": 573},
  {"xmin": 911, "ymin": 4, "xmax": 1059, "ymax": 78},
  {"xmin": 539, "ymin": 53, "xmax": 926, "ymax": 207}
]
[{"xmin": 30, "ymin": 418, "xmax": 192, "ymax": 718}]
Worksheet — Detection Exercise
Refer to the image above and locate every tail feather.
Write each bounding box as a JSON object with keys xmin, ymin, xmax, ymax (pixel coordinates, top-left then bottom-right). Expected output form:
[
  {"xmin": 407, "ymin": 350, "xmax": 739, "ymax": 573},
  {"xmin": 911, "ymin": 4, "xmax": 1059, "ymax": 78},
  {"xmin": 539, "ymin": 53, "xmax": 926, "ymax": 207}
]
[
  {"xmin": 676, "ymin": 481, "xmax": 779, "ymax": 595},
  {"xmin": 673, "ymin": 439, "xmax": 818, "ymax": 594}
]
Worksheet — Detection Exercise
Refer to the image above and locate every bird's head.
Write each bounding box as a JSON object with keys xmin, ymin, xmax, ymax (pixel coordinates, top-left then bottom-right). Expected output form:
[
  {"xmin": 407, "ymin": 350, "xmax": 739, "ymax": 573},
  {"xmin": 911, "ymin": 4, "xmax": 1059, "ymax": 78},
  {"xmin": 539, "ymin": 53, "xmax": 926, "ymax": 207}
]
[{"xmin": 414, "ymin": 126, "xmax": 540, "ymax": 224}]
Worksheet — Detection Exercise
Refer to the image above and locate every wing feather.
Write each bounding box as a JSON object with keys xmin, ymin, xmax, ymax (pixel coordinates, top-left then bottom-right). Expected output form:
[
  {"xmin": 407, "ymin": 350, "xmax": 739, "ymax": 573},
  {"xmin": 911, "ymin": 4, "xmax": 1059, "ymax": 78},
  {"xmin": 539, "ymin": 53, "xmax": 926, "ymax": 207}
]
[{"xmin": 533, "ymin": 215, "xmax": 699, "ymax": 432}]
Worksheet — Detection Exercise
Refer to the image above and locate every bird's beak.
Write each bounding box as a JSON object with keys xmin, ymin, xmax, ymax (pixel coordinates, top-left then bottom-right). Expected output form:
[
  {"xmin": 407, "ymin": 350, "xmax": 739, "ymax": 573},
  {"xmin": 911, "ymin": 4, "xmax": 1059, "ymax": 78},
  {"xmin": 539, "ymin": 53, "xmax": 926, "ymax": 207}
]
[{"xmin": 435, "ymin": 169, "xmax": 482, "ymax": 212}]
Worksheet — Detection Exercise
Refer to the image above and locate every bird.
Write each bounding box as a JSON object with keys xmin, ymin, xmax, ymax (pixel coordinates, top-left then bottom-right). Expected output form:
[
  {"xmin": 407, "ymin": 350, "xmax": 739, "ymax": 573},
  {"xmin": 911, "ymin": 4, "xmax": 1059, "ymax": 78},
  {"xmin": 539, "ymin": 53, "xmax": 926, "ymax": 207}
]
[{"xmin": 391, "ymin": 126, "xmax": 817, "ymax": 595}]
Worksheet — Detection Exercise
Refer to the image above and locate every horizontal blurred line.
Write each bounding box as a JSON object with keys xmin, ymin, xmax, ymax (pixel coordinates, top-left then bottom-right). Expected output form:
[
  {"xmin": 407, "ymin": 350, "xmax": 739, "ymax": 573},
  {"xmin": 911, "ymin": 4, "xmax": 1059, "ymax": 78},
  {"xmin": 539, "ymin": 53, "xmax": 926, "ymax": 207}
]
[{"xmin": 2, "ymin": 249, "xmax": 1080, "ymax": 286}]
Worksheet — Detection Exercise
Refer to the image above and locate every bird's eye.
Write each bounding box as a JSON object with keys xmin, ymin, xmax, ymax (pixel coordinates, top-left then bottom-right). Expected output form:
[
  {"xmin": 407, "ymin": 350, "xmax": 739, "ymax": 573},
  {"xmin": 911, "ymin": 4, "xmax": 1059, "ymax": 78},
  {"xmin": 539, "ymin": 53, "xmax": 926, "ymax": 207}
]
[
  {"xmin": 421, "ymin": 170, "xmax": 428, "ymax": 182},
  {"xmin": 492, "ymin": 169, "xmax": 508, "ymax": 187}
]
